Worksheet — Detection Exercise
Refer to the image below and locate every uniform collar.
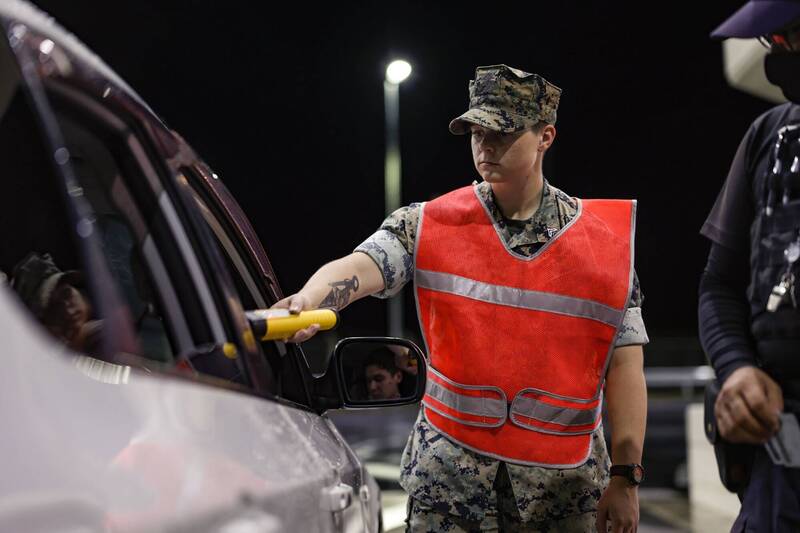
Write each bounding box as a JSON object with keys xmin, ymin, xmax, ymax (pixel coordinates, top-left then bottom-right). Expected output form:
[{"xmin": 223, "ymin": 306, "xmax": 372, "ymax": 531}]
[{"xmin": 475, "ymin": 179, "xmax": 562, "ymax": 248}]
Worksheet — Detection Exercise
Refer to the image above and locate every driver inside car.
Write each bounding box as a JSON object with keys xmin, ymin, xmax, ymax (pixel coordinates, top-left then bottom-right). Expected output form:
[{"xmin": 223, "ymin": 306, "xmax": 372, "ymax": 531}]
[{"xmin": 10, "ymin": 252, "xmax": 102, "ymax": 353}]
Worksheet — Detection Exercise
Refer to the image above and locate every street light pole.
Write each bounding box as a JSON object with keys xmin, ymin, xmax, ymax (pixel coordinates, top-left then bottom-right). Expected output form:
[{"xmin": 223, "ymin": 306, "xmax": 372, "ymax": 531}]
[{"xmin": 384, "ymin": 60, "xmax": 411, "ymax": 338}]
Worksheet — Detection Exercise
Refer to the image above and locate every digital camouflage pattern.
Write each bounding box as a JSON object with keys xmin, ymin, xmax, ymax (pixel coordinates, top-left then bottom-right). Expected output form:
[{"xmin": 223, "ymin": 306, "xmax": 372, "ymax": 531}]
[
  {"xmin": 449, "ymin": 64, "xmax": 562, "ymax": 135},
  {"xmin": 407, "ymin": 497, "xmax": 597, "ymax": 533},
  {"xmin": 406, "ymin": 497, "xmax": 598, "ymax": 532},
  {"xmin": 354, "ymin": 179, "xmax": 647, "ymax": 524},
  {"xmin": 401, "ymin": 412, "xmax": 610, "ymax": 525}
]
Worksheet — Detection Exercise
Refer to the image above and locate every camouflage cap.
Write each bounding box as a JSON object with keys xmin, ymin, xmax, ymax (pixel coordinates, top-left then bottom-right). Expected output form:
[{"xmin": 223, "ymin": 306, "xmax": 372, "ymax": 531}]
[
  {"xmin": 449, "ymin": 64, "xmax": 562, "ymax": 135},
  {"xmin": 10, "ymin": 252, "xmax": 82, "ymax": 318}
]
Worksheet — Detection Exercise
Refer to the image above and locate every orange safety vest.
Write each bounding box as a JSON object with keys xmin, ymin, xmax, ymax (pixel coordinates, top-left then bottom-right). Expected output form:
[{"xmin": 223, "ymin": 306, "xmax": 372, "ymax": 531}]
[{"xmin": 415, "ymin": 184, "xmax": 635, "ymax": 467}]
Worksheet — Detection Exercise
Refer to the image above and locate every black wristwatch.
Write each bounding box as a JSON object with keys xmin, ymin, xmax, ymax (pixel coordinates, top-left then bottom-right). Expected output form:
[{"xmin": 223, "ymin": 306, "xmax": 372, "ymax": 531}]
[{"xmin": 610, "ymin": 463, "xmax": 645, "ymax": 486}]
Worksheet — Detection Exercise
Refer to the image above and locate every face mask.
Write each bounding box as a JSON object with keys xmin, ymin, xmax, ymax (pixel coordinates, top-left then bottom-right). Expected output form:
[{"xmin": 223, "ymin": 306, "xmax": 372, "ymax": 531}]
[{"xmin": 765, "ymin": 52, "xmax": 800, "ymax": 104}]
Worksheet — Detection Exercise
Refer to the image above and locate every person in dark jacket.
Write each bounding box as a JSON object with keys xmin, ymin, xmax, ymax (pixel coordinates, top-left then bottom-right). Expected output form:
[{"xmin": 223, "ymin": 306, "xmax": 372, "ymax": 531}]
[{"xmin": 700, "ymin": 2, "xmax": 800, "ymax": 530}]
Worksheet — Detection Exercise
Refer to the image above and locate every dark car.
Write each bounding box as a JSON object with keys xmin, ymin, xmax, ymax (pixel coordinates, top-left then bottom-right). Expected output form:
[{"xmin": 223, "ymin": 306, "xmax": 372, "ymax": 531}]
[{"xmin": 0, "ymin": 1, "xmax": 427, "ymax": 531}]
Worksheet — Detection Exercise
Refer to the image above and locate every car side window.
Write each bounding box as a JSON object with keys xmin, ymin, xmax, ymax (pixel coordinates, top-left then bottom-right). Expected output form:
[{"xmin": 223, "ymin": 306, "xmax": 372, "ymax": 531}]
[
  {"xmin": 2, "ymin": 92, "xmax": 263, "ymax": 394},
  {"xmin": 1, "ymin": 27, "xmax": 274, "ymax": 397},
  {"xmin": 182, "ymin": 170, "xmax": 312, "ymax": 404},
  {"xmin": 0, "ymin": 92, "xmax": 85, "ymax": 345},
  {"xmin": 0, "ymin": 87, "xmax": 177, "ymax": 365},
  {"xmin": 60, "ymin": 113, "xmax": 179, "ymax": 362},
  {"xmin": 49, "ymin": 110, "xmax": 263, "ymax": 390}
]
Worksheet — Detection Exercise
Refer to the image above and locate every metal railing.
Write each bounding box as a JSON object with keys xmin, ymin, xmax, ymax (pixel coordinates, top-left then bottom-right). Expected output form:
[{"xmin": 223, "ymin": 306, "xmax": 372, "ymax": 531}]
[{"xmin": 645, "ymin": 365, "xmax": 714, "ymax": 400}]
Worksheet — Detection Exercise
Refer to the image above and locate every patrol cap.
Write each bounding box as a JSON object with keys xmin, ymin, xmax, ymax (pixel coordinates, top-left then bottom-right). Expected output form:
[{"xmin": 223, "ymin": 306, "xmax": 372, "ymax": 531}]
[
  {"xmin": 11, "ymin": 252, "xmax": 83, "ymax": 318},
  {"xmin": 711, "ymin": 0, "xmax": 800, "ymax": 39},
  {"xmin": 449, "ymin": 64, "xmax": 562, "ymax": 135}
]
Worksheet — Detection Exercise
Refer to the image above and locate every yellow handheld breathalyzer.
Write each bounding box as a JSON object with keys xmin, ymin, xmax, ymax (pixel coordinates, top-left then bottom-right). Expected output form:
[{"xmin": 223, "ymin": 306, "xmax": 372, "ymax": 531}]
[{"xmin": 246, "ymin": 308, "xmax": 339, "ymax": 341}]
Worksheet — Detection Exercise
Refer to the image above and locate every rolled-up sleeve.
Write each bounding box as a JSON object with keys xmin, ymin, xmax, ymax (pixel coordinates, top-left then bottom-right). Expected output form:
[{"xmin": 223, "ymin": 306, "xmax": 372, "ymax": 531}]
[
  {"xmin": 354, "ymin": 229, "xmax": 413, "ymax": 298},
  {"xmin": 615, "ymin": 306, "xmax": 649, "ymax": 347},
  {"xmin": 613, "ymin": 268, "xmax": 649, "ymax": 347}
]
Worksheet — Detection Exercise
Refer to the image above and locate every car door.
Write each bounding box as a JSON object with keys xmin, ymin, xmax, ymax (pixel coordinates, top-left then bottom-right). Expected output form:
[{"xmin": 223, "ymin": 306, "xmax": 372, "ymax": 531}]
[
  {"xmin": 0, "ymin": 4, "xmax": 374, "ymax": 532},
  {"xmin": 179, "ymin": 163, "xmax": 380, "ymax": 532}
]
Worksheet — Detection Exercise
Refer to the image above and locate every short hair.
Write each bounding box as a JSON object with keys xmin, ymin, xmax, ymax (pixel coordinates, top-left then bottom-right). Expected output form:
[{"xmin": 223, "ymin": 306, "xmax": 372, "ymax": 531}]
[
  {"xmin": 531, "ymin": 121, "xmax": 547, "ymax": 134},
  {"xmin": 365, "ymin": 348, "xmax": 400, "ymax": 374}
]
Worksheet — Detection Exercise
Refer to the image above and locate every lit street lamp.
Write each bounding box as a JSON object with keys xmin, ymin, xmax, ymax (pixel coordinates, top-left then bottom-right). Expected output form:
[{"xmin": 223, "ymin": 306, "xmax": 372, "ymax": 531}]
[{"xmin": 384, "ymin": 59, "xmax": 411, "ymax": 338}]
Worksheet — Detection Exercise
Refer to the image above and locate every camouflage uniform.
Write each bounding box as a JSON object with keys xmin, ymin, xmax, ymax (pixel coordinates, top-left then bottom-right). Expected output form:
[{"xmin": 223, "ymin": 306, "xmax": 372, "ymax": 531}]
[
  {"xmin": 447, "ymin": 65, "xmax": 561, "ymax": 134},
  {"xmin": 354, "ymin": 65, "xmax": 648, "ymax": 531},
  {"xmin": 404, "ymin": 430, "xmax": 608, "ymax": 532}
]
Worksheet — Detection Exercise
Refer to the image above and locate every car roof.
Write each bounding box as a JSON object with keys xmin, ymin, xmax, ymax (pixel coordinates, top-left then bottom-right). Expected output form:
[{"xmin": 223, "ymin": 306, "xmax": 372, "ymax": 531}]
[{"xmin": 0, "ymin": 0, "xmax": 153, "ymax": 116}]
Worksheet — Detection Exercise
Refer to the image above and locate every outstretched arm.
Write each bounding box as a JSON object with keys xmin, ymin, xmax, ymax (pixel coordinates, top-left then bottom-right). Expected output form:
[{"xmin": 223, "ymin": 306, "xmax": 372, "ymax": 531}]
[{"xmin": 271, "ymin": 252, "xmax": 384, "ymax": 342}]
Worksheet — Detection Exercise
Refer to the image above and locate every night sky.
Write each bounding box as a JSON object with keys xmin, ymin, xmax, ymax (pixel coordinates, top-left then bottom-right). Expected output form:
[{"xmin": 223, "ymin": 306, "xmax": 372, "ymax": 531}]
[{"xmin": 31, "ymin": 1, "xmax": 772, "ymax": 365}]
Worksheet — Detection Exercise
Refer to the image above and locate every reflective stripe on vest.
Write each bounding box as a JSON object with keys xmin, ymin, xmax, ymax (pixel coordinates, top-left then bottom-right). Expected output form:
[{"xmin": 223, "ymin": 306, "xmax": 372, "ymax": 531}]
[
  {"xmin": 424, "ymin": 367, "xmax": 603, "ymax": 434},
  {"xmin": 414, "ymin": 184, "xmax": 635, "ymax": 467},
  {"xmin": 416, "ymin": 269, "xmax": 624, "ymax": 327},
  {"xmin": 423, "ymin": 366, "xmax": 507, "ymax": 428},
  {"xmin": 510, "ymin": 389, "xmax": 602, "ymax": 435}
]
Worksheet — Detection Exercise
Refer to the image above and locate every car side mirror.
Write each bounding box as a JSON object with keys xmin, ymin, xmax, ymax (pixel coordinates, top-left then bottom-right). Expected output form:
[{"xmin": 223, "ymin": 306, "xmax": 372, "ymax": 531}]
[{"xmin": 334, "ymin": 337, "xmax": 426, "ymax": 408}]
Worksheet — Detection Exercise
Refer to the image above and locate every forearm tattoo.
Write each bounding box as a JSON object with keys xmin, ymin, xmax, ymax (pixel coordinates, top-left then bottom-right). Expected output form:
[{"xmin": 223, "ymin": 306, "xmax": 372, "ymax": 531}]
[{"xmin": 319, "ymin": 276, "xmax": 360, "ymax": 310}]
